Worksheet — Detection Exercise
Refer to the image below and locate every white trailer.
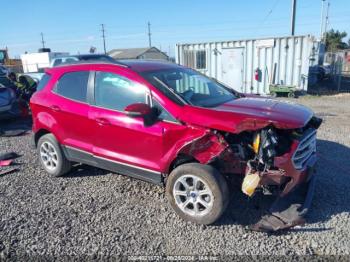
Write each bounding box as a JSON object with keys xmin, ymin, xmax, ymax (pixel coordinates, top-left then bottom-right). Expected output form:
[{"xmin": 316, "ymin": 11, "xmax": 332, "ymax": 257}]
[
  {"xmin": 21, "ymin": 52, "xmax": 69, "ymax": 73},
  {"xmin": 176, "ymin": 35, "xmax": 324, "ymax": 94}
]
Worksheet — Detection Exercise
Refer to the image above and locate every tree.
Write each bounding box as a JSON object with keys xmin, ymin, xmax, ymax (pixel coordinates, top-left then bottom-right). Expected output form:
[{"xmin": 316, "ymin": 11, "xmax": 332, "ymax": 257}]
[{"xmin": 325, "ymin": 29, "xmax": 348, "ymax": 52}]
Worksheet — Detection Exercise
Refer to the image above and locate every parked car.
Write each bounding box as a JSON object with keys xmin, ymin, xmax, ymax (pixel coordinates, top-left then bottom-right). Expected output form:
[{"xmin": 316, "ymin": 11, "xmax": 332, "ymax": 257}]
[
  {"xmin": 0, "ymin": 76, "xmax": 20, "ymax": 119},
  {"xmin": 50, "ymin": 54, "xmax": 115, "ymax": 67},
  {"xmin": 0, "ymin": 65, "xmax": 9, "ymax": 76},
  {"xmin": 30, "ymin": 60, "xmax": 322, "ymax": 231}
]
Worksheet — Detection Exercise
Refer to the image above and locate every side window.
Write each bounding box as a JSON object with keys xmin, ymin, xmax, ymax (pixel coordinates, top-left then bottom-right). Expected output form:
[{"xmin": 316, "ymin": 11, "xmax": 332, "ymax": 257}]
[
  {"xmin": 152, "ymin": 99, "xmax": 177, "ymax": 123},
  {"xmin": 55, "ymin": 71, "xmax": 89, "ymax": 102},
  {"xmin": 36, "ymin": 73, "xmax": 51, "ymax": 91},
  {"xmin": 95, "ymin": 72, "xmax": 147, "ymax": 111}
]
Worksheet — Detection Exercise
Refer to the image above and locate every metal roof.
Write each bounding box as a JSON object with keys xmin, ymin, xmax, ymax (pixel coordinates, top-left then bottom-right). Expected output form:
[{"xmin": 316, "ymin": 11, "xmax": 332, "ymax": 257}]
[{"xmin": 108, "ymin": 47, "xmax": 164, "ymax": 59}]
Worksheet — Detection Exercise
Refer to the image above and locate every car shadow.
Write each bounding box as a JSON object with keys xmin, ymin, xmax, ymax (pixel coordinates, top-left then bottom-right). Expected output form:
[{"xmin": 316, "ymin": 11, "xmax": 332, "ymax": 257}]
[
  {"xmin": 216, "ymin": 139, "xmax": 350, "ymax": 232},
  {"xmin": 64, "ymin": 164, "xmax": 110, "ymax": 178}
]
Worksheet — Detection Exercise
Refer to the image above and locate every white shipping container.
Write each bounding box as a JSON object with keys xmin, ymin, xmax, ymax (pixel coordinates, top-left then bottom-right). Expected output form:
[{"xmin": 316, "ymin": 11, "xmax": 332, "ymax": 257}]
[{"xmin": 176, "ymin": 35, "xmax": 323, "ymax": 94}]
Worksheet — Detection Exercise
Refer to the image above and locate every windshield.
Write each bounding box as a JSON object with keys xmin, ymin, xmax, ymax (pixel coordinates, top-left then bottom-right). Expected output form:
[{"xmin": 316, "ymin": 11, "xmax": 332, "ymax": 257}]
[{"xmin": 141, "ymin": 68, "xmax": 236, "ymax": 107}]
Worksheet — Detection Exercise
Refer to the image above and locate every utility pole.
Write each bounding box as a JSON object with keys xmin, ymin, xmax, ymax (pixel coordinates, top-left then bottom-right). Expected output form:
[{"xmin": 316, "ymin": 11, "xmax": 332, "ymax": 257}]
[
  {"xmin": 40, "ymin": 32, "xmax": 45, "ymax": 49},
  {"xmin": 324, "ymin": 1, "xmax": 330, "ymax": 39},
  {"xmin": 148, "ymin": 21, "xmax": 152, "ymax": 48},
  {"xmin": 101, "ymin": 24, "xmax": 107, "ymax": 54},
  {"xmin": 320, "ymin": 0, "xmax": 326, "ymax": 40},
  {"xmin": 290, "ymin": 0, "xmax": 297, "ymax": 36}
]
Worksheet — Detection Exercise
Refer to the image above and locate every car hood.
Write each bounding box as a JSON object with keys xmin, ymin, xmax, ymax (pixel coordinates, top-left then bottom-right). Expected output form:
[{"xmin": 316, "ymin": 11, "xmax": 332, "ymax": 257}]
[{"xmin": 179, "ymin": 97, "xmax": 313, "ymax": 133}]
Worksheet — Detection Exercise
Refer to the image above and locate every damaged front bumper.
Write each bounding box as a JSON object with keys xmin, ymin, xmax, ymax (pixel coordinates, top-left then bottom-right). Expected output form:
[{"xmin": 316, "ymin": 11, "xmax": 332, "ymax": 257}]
[
  {"xmin": 251, "ymin": 169, "xmax": 316, "ymax": 232},
  {"xmin": 249, "ymin": 142, "xmax": 318, "ymax": 232}
]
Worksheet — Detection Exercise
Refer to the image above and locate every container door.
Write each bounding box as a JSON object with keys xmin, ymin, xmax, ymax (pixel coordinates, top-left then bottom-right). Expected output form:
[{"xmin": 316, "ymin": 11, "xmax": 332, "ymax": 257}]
[{"xmin": 221, "ymin": 48, "xmax": 244, "ymax": 92}]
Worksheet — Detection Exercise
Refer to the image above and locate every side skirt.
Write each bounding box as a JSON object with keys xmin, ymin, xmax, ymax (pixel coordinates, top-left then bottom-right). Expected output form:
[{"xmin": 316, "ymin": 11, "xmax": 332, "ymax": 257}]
[{"xmin": 62, "ymin": 146, "xmax": 163, "ymax": 185}]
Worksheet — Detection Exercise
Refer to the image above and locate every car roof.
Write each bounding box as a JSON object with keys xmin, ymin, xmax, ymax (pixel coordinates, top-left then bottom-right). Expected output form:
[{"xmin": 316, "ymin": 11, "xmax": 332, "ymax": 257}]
[
  {"xmin": 49, "ymin": 59, "xmax": 182, "ymax": 73},
  {"xmin": 121, "ymin": 59, "xmax": 182, "ymax": 72}
]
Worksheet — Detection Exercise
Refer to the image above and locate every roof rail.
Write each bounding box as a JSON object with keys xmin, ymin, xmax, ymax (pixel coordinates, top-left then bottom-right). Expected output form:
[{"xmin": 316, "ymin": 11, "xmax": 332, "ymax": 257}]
[{"xmin": 55, "ymin": 59, "xmax": 130, "ymax": 68}]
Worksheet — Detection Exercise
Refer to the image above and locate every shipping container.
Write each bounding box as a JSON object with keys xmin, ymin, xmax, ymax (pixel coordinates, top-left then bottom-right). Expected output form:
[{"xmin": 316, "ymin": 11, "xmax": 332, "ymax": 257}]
[{"xmin": 176, "ymin": 35, "xmax": 323, "ymax": 94}]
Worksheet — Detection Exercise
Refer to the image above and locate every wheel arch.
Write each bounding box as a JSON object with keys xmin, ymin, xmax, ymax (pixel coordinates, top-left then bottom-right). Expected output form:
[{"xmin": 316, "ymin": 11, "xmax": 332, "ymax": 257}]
[
  {"xmin": 34, "ymin": 129, "xmax": 51, "ymax": 147},
  {"xmin": 167, "ymin": 153, "xmax": 199, "ymax": 175}
]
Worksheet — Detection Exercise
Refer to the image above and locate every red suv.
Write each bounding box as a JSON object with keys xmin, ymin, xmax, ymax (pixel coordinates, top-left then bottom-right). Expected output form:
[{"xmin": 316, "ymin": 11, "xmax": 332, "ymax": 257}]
[{"xmin": 30, "ymin": 60, "xmax": 322, "ymax": 231}]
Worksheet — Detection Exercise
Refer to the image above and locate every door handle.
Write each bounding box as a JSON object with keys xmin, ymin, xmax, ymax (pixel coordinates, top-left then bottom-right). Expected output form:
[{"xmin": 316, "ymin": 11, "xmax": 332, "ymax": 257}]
[
  {"xmin": 50, "ymin": 105, "xmax": 61, "ymax": 112},
  {"xmin": 95, "ymin": 118, "xmax": 110, "ymax": 126}
]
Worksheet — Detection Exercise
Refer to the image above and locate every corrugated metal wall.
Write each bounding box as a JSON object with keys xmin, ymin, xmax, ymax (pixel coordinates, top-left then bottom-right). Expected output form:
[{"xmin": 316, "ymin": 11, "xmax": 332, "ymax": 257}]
[{"xmin": 176, "ymin": 35, "xmax": 321, "ymax": 94}]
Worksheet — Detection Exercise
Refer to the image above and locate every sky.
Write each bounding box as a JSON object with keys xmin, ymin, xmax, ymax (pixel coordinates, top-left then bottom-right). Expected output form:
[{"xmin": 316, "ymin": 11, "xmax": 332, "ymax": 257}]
[{"xmin": 1, "ymin": 0, "xmax": 350, "ymax": 58}]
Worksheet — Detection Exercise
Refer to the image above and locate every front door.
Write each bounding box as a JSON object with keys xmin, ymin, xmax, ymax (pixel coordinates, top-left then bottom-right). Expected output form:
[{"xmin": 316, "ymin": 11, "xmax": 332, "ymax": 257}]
[
  {"xmin": 90, "ymin": 70, "xmax": 165, "ymax": 179},
  {"xmin": 221, "ymin": 48, "xmax": 244, "ymax": 92}
]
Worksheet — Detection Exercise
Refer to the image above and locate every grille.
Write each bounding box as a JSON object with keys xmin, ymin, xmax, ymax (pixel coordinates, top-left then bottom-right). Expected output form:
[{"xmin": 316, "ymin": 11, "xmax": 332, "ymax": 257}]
[{"xmin": 292, "ymin": 129, "xmax": 317, "ymax": 170}]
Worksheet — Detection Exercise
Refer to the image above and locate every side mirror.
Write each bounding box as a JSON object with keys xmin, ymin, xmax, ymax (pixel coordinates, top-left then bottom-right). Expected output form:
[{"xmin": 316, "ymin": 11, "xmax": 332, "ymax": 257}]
[{"xmin": 124, "ymin": 103, "xmax": 152, "ymax": 117}]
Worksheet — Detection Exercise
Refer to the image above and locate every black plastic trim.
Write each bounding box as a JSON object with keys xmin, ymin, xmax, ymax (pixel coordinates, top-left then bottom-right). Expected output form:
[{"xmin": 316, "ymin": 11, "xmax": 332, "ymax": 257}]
[{"xmin": 63, "ymin": 146, "xmax": 163, "ymax": 185}]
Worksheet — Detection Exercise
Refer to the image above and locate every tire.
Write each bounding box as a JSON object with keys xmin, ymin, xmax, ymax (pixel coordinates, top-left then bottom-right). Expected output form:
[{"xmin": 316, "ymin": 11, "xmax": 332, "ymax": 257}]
[
  {"xmin": 166, "ymin": 163, "xmax": 229, "ymax": 225},
  {"xmin": 288, "ymin": 92, "xmax": 296, "ymax": 98},
  {"xmin": 37, "ymin": 133, "xmax": 71, "ymax": 177}
]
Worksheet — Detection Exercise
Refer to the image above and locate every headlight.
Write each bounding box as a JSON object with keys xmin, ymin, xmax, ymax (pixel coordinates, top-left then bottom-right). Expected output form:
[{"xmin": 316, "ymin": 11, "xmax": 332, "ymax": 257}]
[{"xmin": 252, "ymin": 133, "xmax": 260, "ymax": 154}]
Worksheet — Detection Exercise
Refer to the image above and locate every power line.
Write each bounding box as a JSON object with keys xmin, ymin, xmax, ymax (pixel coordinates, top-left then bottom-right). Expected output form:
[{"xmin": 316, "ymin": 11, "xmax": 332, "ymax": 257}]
[
  {"xmin": 148, "ymin": 21, "xmax": 152, "ymax": 47},
  {"xmin": 40, "ymin": 32, "xmax": 45, "ymax": 49},
  {"xmin": 101, "ymin": 24, "xmax": 107, "ymax": 54}
]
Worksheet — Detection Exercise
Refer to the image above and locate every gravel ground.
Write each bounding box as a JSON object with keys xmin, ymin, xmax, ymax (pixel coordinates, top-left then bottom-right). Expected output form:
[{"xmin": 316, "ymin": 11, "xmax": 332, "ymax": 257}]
[{"xmin": 0, "ymin": 95, "xmax": 350, "ymax": 259}]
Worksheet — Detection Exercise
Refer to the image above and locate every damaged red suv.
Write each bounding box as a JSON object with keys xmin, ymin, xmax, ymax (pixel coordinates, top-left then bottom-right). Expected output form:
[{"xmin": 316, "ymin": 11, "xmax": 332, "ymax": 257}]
[{"xmin": 30, "ymin": 60, "xmax": 322, "ymax": 231}]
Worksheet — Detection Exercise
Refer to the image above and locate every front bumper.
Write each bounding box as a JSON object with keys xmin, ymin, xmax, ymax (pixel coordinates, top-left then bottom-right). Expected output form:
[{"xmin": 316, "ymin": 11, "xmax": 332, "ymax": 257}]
[
  {"xmin": 249, "ymin": 137, "xmax": 317, "ymax": 232},
  {"xmin": 251, "ymin": 170, "xmax": 316, "ymax": 232},
  {"xmin": 261, "ymin": 140, "xmax": 317, "ymax": 197}
]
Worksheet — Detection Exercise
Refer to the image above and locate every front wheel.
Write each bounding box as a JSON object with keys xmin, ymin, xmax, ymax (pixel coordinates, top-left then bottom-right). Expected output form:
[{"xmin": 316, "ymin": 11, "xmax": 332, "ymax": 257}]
[{"xmin": 166, "ymin": 163, "xmax": 229, "ymax": 225}]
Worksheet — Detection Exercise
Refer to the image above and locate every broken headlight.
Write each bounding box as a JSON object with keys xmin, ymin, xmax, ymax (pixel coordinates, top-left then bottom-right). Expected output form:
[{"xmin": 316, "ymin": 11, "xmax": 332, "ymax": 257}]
[{"xmin": 254, "ymin": 128, "xmax": 278, "ymax": 166}]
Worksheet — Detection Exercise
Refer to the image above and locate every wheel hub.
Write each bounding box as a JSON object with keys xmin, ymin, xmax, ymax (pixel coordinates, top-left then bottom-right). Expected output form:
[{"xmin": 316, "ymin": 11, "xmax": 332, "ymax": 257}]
[{"xmin": 173, "ymin": 175, "xmax": 214, "ymax": 217}]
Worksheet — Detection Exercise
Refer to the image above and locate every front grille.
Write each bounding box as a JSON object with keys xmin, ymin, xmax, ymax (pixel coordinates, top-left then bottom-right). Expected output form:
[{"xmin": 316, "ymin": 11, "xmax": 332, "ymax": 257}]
[{"xmin": 292, "ymin": 129, "xmax": 317, "ymax": 170}]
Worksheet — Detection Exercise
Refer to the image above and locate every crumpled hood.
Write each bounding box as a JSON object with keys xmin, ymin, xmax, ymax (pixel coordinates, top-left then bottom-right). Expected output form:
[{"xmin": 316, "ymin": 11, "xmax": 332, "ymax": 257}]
[{"xmin": 179, "ymin": 97, "xmax": 314, "ymax": 133}]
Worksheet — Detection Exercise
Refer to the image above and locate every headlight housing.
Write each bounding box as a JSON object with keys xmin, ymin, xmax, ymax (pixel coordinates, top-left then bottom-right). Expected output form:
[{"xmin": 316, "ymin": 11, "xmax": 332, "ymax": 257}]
[{"xmin": 252, "ymin": 133, "xmax": 260, "ymax": 154}]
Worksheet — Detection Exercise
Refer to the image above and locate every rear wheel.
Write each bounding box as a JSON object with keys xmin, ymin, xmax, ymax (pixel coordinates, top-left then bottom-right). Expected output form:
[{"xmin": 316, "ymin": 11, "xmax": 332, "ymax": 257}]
[
  {"xmin": 166, "ymin": 163, "xmax": 229, "ymax": 225},
  {"xmin": 37, "ymin": 133, "xmax": 71, "ymax": 177}
]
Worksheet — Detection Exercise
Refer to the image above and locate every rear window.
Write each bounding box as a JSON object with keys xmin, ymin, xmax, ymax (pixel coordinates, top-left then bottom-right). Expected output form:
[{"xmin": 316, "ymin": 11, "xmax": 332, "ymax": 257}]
[
  {"xmin": 36, "ymin": 74, "xmax": 51, "ymax": 91},
  {"xmin": 55, "ymin": 71, "xmax": 89, "ymax": 103}
]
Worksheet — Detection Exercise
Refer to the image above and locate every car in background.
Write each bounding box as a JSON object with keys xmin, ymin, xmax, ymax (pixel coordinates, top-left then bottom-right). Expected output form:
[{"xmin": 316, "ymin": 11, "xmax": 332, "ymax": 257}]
[
  {"xmin": 0, "ymin": 65, "xmax": 9, "ymax": 76},
  {"xmin": 0, "ymin": 76, "xmax": 20, "ymax": 119},
  {"xmin": 50, "ymin": 54, "xmax": 115, "ymax": 67}
]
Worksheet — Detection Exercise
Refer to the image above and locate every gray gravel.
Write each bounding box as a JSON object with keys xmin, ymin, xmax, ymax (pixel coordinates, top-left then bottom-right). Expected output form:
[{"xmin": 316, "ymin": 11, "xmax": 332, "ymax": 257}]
[{"xmin": 1, "ymin": 95, "xmax": 350, "ymax": 259}]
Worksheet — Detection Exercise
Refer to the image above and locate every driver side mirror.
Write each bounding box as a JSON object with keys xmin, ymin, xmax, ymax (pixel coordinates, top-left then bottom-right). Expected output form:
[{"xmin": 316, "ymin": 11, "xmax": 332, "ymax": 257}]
[
  {"xmin": 124, "ymin": 103, "xmax": 152, "ymax": 117},
  {"xmin": 124, "ymin": 103, "xmax": 161, "ymax": 126}
]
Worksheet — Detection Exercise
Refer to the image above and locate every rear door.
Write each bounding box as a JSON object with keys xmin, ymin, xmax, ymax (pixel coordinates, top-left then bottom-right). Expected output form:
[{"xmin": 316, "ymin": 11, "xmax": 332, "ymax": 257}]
[{"xmin": 50, "ymin": 70, "xmax": 94, "ymax": 153}]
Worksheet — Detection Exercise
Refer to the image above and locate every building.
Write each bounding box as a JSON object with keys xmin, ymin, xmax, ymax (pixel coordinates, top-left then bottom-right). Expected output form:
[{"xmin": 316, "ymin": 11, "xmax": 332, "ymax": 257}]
[
  {"xmin": 108, "ymin": 47, "xmax": 169, "ymax": 60},
  {"xmin": 176, "ymin": 35, "xmax": 324, "ymax": 94}
]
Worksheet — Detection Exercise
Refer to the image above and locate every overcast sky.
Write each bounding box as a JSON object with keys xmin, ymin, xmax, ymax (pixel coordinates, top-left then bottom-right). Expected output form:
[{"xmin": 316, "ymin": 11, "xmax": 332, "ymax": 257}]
[{"xmin": 1, "ymin": 0, "xmax": 349, "ymax": 57}]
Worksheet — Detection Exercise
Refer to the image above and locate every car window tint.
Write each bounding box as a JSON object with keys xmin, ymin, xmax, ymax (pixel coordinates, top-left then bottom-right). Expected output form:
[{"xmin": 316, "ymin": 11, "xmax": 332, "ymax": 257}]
[
  {"xmin": 36, "ymin": 73, "xmax": 51, "ymax": 91},
  {"xmin": 55, "ymin": 71, "xmax": 89, "ymax": 102},
  {"xmin": 95, "ymin": 72, "xmax": 146, "ymax": 111},
  {"xmin": 152, "ymin": 98, "xmax": 177, "ymax": 122}
]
